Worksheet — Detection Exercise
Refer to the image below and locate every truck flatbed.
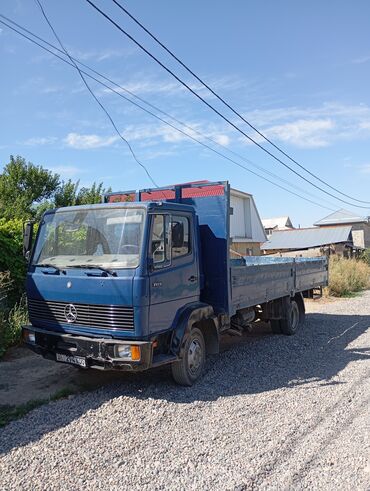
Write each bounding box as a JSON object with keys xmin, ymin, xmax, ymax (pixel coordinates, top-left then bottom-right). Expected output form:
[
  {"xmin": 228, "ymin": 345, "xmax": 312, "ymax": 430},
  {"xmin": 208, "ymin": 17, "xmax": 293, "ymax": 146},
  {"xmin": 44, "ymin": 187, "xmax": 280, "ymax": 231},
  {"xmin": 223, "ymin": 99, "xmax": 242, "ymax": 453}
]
[{"xmin": 231, "ymin": 256, "xmax": 328, "ymax": 312}]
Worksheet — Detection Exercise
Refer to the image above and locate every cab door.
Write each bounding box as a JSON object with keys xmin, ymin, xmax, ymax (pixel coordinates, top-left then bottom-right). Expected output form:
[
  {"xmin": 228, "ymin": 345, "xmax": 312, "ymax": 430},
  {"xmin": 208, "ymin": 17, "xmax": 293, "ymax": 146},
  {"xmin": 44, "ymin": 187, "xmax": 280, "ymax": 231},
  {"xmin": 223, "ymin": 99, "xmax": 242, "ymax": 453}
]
[{"xmin": 148, "ymin": 212, "xmax": 200, "ymax": 333}]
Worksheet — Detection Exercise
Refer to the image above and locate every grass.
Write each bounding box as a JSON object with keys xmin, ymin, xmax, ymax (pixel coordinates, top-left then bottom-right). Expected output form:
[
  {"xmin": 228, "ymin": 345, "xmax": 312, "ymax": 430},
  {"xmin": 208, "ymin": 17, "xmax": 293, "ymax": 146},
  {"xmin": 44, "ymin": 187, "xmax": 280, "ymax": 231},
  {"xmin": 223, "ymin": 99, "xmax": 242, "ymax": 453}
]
[
  {"xmin": 325, "ymin": 256, "xmax": 370, "ymax": 297},
  {"xmin": 0, "ymin": 294, "xmax": 28, "ymax": 358},
  {"xmin": 0, "ymin": 387, "xmax": 77, "ymax": 428}
]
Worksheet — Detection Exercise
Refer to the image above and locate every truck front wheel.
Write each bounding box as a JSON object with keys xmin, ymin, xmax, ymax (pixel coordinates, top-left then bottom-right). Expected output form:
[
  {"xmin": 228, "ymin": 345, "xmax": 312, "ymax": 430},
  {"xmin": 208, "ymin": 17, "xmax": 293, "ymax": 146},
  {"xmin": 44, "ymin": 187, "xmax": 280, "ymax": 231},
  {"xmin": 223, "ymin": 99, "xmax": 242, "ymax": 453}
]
[{"xmin": 171, "ymin": 327, "xmax": 205, "ymax": 386}]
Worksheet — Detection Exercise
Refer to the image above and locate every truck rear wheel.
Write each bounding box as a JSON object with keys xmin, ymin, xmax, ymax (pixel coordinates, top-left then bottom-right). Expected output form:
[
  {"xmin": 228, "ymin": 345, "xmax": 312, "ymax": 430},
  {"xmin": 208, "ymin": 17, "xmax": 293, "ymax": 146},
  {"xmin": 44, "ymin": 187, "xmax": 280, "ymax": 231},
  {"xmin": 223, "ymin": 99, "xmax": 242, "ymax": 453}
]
[
  {"xmin": 171, "ymin": 327, "xmax": 205, "ymax": 386},
  {"xmin": 280, "ymin": 299, "xmax": 300, "ymax": 335}
]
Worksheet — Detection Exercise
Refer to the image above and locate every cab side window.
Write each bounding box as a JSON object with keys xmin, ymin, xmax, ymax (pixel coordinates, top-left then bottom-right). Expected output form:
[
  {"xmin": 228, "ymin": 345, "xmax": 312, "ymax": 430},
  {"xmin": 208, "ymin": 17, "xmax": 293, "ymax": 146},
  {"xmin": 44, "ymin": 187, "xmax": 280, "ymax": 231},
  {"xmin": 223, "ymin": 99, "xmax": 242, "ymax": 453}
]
[
  {"xmin": 171, "ymin": 216, "xmax": 190, "ymax": 259},
  {"xmin": 151, "ymin": 214, "xmax": 170, "ymax": 266}
]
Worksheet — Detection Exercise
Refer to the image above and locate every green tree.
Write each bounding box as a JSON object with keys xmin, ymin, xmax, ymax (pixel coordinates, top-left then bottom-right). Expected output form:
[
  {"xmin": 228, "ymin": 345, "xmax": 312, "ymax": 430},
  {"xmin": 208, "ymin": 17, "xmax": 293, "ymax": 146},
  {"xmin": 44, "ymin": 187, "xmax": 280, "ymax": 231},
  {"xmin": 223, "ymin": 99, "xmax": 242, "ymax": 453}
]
[
  {"xmin": 53, "ymin": 180, "xmax": 110, "ymax": 208},
  {"xmin": 54, "ymin": 179, "xmax": 79, "ymax": 208},
  {"xmin": 0, "ymin": 156, "xmax": 60, "ymax": 220},
  {"xmin": 76, "ymin": 182, "xmax": 109, "ymax": 205}
]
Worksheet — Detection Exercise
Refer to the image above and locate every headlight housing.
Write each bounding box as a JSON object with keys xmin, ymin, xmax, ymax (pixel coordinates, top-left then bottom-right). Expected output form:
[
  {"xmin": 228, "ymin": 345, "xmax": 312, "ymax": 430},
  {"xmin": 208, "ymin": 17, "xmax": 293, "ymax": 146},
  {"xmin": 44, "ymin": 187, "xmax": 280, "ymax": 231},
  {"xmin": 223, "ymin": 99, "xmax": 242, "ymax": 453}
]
[
  {"xmin": 23, "ymin": 329, "xmax": 36, "ymax": 344},
  {"xmin": 115, "ymin": 344, "xmax": 141, "ymax": 361}
]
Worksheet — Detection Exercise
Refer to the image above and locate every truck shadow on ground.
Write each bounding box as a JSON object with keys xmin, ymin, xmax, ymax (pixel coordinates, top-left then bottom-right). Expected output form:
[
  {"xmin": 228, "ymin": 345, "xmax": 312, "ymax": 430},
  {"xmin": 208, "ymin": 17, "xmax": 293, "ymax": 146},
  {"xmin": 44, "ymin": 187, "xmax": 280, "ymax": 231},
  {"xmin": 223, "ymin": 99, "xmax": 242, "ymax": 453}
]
[{"xmin": 1, "ymin": 311, "xmax": 369, "ymax": 455}]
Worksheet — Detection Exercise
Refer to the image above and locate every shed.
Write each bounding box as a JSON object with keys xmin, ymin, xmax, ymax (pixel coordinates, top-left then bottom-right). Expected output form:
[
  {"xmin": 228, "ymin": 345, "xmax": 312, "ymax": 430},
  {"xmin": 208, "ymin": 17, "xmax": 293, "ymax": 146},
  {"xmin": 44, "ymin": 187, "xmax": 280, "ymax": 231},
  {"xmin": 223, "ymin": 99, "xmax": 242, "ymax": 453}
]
[
  {"xmin": 314, "ymin": 209, "xmax": 370, "ymax": 248},
  {"xmin": 261, "ymin": 225, "xmax": 355, "ymax": 256}
]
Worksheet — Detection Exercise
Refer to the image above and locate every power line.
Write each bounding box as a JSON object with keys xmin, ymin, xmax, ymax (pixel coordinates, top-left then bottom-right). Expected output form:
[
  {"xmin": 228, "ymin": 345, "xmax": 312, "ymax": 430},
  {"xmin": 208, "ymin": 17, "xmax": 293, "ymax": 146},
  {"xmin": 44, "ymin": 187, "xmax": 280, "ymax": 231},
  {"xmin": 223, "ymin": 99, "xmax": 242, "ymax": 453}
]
[
  {"xmin": 0, "ymin": 16, "xmax": 338, "ymax": 212},
  {"xmin": 85, "ymin": 0, "xmax": 370, "ymax": 210},
  {"xmin": 111, "ymin": 0, "xmax": 370, "ymax": 206},
  {"xmin": 33, "ymin": 0, "xmax": 159, "ymax": 189},
  {"xmin": 0, "ymin": 13, "xmax": 340, "ymax": 210},
  {"xmin": 0, "ymin": 16, "xmax": 340, "ymax": 212}
]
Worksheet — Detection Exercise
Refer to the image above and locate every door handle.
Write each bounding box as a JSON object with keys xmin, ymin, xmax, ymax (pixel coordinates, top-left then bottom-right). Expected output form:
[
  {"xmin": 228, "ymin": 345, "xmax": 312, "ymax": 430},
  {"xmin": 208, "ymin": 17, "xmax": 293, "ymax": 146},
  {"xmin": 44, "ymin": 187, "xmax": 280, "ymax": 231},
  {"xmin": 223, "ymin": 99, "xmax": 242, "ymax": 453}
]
[{"xmin": 188, "ymin": 275, "xmax": 198, "ymax": 283}]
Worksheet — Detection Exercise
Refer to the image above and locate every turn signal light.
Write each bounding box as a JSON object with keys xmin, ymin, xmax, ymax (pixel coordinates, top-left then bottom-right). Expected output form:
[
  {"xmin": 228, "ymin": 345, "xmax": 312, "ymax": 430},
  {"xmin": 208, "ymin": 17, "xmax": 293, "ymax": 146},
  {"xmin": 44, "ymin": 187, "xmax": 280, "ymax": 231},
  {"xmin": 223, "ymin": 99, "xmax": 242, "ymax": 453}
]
[{"xmin": 131, "ymin": 345, "xmax": 141, "ymax": 361}]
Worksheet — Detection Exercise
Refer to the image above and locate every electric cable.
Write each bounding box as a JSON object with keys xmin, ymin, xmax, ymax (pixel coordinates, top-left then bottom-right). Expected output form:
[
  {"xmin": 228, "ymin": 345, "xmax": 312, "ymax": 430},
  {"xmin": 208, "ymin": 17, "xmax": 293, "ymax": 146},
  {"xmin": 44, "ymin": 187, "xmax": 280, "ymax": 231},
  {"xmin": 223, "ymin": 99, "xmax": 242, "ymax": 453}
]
[
  {"xmin": 34, "ymin": 0, "xmax": 159, "ymax": 188},
  {"xmin": 85, "ymin": 0, "xmax": 370, "ymax": 210},
  {"xmin": 0, "ymin": 16, "xmax": 342, "ymax": 211},
  {"xmin": 111, "ymin": 0, "xmax": 370, "ymax": 205}
]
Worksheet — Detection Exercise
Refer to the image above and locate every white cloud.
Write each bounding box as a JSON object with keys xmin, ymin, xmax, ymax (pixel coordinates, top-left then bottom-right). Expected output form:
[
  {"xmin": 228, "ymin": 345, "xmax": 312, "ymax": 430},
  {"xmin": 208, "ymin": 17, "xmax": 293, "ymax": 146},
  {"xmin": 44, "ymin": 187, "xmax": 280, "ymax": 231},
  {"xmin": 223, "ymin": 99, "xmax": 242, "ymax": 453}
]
[
  {"xmin": 40, "ymin": 85, "xmax": 64, "ymax": 94},
  {"xmin": 239, "ymin": 102, "xmax": 370, "ymax": 148},
  {"xmin": 101, "ymin": 73, "xmax": 244, "ymax": 99},
  {"xmin": 359, "ymin": 164, "xmax": 370, "ymax": 174},
  {"xmin": 212, "ymin": 134, "xmax": 230, "ymax": 146},
  {"xmin": 22, "ymin": 136, "xmax": 58, "ymax": 146},
  {"xmin": 359, "ymin": 121, "xmax": 370, "ymax": 130},
  {"xmin": 48, "ymin": 165, "xmax": 82, "ymax": 177},
  {"xmin": 64, "ymin": 133, "xmax": 118, "ymax": 149},
  {"xmin": 266, "ymin": 119, "xmax": 335, "ymax": 148},
  {"xmin": 352, "ymin": 55, "xmax": 370, "ymax": 64}
]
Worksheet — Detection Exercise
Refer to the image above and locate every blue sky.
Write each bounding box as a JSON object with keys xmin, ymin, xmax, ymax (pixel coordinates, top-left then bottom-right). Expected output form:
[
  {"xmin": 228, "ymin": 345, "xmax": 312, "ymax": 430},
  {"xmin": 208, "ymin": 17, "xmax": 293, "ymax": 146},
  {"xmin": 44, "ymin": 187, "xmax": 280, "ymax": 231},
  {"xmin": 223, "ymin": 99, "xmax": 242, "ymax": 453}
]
[{"xmin": 1, "ymin": 0, "xmax": 370, "ymax": 226}]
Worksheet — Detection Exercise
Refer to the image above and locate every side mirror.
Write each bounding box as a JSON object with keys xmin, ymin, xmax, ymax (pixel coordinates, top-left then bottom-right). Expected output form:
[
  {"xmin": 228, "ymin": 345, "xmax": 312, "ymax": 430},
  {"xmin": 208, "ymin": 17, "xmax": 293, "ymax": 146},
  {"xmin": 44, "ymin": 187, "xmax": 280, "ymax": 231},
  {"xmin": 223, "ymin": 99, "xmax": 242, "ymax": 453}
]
[
  {"xmin": 172, "ymin": 222, "xmax": 184, "ymax": 248},
  {"xmin": 23, "ymin": 221, "xmax": 34, "ymax": 260}
]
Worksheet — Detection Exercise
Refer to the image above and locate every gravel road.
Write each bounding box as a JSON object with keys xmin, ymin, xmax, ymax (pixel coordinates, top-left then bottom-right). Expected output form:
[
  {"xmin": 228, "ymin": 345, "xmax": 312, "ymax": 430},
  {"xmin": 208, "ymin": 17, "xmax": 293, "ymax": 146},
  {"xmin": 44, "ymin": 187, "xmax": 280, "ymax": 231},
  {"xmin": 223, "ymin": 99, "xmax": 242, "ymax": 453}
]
[{"xmin": 0, "ymin": 292, "xmax": 369, "ymax": 490}]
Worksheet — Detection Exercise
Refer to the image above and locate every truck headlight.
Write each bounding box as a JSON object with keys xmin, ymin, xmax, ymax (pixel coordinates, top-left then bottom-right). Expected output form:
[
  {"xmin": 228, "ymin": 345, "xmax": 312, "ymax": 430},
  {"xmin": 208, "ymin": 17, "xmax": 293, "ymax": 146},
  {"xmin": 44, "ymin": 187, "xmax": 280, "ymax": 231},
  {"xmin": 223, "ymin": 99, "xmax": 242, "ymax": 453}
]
[
  {"xmin": 23, "ymin": 329, "xmax": 35, "ymax": 344},
  {"xmin": 115, "ymin": 345, "xmax": 141, "ymax": 361}
]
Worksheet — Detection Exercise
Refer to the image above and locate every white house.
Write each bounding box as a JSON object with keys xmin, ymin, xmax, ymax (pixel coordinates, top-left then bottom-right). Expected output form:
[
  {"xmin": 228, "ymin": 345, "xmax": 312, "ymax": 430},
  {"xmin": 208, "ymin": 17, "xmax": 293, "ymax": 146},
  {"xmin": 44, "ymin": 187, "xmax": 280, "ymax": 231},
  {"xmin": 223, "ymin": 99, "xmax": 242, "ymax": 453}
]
[
  {"xmin": 230, "ymin": 188, "xmax": 267, "ymax": 256},
  {"xmin": 261, "ymin": 216, "xmax": 294, "ymax": 238}
]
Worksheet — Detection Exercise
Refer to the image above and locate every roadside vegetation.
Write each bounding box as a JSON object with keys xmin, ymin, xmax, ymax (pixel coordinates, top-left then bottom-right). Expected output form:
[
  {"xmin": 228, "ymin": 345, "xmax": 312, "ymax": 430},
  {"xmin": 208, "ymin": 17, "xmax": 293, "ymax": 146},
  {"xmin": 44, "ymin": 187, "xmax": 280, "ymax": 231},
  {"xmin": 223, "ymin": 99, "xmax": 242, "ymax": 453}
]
[
  {"xmin": 326, "ymin": 255, "xmax": 370, "ymax": 297},
  {"xmin": 0, "ymin": 155, "xmax": 111, "ymax": 357},
  {"xmin": 0, "ymin": 387, "xmax": 77, "ymax": 428}
]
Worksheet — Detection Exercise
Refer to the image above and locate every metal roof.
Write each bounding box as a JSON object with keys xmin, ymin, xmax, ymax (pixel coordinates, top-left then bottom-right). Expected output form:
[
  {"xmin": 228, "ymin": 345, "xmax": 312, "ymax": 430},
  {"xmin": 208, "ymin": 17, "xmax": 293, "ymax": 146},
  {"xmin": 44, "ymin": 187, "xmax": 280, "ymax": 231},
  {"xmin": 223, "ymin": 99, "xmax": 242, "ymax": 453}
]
[
  {"xmin": 314, "ymin": 209, "xmax": 368, "ymax": 226},
  {"xmin": 261, "ymin": 225, "xmax": 352, "ymax": 250},
  {"xmin": 261, "ymin": 216, "xmax": 293, "ymax": 229}
]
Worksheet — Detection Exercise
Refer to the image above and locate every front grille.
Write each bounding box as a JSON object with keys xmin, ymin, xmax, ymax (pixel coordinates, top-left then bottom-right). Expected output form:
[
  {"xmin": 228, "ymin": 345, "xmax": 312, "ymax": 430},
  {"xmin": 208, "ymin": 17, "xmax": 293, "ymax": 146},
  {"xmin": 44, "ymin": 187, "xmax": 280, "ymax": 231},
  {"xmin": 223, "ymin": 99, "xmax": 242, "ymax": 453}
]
[{"xmin": 28, "ymin": 298, "xmax": 134, "ymax": 331}]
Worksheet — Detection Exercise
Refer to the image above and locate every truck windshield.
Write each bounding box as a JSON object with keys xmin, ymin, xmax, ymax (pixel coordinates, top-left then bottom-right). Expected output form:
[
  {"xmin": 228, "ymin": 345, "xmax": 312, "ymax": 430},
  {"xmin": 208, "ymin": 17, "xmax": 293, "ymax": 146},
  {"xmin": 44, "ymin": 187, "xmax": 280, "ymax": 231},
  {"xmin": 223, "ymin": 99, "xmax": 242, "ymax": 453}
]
[{"xmin": 32, "ymin": 207, "xmax": 146, "ymax": 270}]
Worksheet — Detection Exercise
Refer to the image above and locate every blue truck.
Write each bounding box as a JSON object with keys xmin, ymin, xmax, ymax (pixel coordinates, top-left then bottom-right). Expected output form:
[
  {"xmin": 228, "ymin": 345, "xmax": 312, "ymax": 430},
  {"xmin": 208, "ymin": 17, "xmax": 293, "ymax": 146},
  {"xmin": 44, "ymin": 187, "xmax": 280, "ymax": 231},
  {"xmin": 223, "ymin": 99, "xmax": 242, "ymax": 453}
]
[{"xmin": 22, "ymin": 181, "xmax": 328, "ymax": 386}]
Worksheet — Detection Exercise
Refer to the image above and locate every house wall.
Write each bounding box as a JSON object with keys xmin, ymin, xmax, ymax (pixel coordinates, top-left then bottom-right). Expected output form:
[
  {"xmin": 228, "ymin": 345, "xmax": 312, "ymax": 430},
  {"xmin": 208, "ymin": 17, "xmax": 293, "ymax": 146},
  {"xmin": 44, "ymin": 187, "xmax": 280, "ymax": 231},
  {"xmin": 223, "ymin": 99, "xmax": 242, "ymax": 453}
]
[
  {"xmin": 231, "ymin": 241, "xmax": 262, "ymax": 256},
  {"xmin": 351, "ymin": 223, "xmax": 370, "ymax": 248},
  {"xmin": 229, "ymin": 190, "xmax": 266, "ymax": 249}
]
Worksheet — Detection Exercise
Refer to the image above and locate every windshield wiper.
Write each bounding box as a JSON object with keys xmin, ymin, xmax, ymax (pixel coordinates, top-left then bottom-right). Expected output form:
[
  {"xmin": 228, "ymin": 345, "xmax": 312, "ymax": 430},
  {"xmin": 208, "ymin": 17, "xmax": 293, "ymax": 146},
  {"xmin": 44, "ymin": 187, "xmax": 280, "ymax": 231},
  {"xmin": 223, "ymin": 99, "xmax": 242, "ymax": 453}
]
[
  {"xmin": 66, "ymin": 265, "xmax": 117, "ymax": 277},
  {"xmin": 35, "ymin": 263, "xmax": 66, "ymax": 275}
]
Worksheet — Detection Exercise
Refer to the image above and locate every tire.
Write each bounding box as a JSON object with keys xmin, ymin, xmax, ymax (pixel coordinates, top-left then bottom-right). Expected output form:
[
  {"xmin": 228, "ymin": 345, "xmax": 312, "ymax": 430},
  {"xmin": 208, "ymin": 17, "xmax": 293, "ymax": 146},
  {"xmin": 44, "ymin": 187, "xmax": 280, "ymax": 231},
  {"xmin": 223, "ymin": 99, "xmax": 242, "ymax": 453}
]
[
  {"xmin": 270, "ymin": 319, "xmax": 282, "ymax": 334},
  {"xmin": 280, "ymin": 299, "xmax": 300, "ymax": 335},
  {"xmin": 171, "ymin": 327, "xmax": 205, "ymax": 386}
]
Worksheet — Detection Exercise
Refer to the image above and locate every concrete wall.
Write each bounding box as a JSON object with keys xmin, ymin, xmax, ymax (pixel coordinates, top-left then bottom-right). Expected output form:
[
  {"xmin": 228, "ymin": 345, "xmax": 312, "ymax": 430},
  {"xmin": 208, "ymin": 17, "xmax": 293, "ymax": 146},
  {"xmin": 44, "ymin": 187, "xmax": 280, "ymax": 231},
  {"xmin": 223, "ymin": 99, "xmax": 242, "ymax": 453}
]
[{"xmin": 351, "ymin": 223, "xmax": 370, "ymax": 248}]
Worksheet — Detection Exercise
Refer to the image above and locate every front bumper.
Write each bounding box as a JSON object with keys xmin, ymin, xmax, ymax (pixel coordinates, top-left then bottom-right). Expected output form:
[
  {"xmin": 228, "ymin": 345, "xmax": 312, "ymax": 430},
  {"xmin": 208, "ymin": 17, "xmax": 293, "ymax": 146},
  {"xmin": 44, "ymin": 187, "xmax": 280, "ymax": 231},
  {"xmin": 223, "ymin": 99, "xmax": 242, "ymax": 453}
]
[{"xmin": 22, "ymin": 325, "xmax": 154, "ymax": 371}]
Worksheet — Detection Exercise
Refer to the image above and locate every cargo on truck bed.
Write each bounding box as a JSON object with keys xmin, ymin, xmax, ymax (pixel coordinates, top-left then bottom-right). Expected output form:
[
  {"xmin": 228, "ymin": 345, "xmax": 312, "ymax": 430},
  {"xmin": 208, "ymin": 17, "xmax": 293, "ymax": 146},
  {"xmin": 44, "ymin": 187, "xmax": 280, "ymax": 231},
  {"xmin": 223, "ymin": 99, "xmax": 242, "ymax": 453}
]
[{"xmin": 22, "ymin": 181, "xmax": 328, "ymax": 385}]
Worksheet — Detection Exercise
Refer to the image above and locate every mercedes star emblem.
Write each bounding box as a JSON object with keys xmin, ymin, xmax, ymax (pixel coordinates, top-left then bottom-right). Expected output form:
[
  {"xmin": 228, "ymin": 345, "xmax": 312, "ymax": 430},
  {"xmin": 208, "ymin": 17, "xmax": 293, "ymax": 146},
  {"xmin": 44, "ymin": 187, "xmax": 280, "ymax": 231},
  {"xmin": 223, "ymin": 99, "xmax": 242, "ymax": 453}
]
[{"xmin": 64, "ymin": 304, "xmax": 78, "ymax": 323}]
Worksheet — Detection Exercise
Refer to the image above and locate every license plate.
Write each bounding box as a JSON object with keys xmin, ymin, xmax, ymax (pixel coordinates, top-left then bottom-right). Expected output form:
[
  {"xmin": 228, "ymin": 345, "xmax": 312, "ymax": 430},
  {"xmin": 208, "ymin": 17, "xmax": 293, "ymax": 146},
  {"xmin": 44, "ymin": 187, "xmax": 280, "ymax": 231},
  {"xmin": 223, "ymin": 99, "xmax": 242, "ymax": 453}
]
[{"xmin": 56, "ymin": 353, "xmax": 87, "ymax": 368}]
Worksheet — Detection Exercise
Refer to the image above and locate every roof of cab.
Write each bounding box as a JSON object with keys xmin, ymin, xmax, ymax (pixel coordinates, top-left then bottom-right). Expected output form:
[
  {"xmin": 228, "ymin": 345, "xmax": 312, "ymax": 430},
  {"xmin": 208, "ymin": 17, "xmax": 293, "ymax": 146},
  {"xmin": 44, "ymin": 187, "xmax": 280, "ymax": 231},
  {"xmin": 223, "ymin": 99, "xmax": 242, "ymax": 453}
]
[{"xmin": 44, "ymin": 200, "xmax": 195, "ymax": 215}]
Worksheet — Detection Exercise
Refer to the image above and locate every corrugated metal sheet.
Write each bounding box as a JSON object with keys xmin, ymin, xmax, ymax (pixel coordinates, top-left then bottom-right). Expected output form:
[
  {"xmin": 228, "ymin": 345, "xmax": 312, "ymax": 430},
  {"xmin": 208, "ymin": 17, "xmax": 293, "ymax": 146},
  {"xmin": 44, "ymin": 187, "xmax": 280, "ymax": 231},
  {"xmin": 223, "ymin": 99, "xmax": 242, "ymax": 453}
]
[
  {"xmin": 261, "ymin": 225, "xmax": 352, "ymax": 250},
  {"xmin": 314, "ymin": 209, "xmax": 367, "ymax": 226}
]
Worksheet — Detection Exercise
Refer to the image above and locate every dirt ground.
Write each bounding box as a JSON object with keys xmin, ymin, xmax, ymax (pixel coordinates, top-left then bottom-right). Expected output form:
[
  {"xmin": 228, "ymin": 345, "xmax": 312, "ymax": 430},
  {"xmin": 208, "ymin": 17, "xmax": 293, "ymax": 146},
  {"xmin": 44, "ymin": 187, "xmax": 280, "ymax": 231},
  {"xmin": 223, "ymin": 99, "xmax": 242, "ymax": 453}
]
[
  {"xmin": 0, "ymin": 345, "xmax": 126, "ymax": 406},
  {"xmin": 0, "ymin": 297, "xmax": 348, "ymax": 407}
]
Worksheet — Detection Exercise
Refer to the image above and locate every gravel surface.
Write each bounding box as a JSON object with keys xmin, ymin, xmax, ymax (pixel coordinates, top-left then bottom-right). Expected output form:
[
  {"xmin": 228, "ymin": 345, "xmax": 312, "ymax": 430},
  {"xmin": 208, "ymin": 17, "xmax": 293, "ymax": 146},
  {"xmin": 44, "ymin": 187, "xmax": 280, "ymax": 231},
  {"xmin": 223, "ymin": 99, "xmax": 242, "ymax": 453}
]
[{"xmin": 1, "ymin": 292, "xmax": 369, "ymax": 490}]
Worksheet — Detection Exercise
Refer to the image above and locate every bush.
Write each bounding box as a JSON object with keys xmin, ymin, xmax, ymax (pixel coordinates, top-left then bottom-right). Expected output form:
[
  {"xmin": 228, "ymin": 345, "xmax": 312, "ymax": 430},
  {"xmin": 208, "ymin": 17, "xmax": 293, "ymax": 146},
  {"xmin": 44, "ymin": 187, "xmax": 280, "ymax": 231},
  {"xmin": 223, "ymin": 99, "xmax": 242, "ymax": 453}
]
[
  {"xmin": 0, "ymin": 218, "xmax": 26, "ymax": 301},
  {"xmin": 0, "ymin": 295, "xmax": 28, "ymax": 357},
  {"xmin": 360, "ymin": 248, "xmax": 370, "ymax": 266},
  {"xmin": 326, "ymin": 256, "xmax": 370, "ymax": 297}
]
